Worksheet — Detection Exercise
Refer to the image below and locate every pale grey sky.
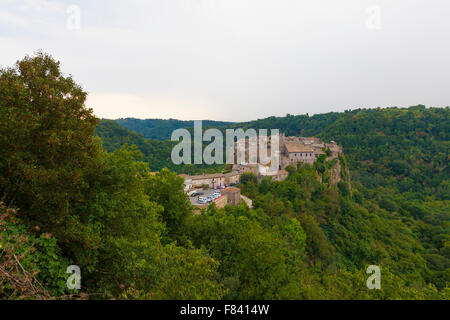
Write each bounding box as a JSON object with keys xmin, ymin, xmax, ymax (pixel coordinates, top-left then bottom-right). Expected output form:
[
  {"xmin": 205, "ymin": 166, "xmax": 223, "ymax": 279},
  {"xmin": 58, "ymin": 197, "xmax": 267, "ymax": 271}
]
[{"xmin": 0, "ymin": 0, "xmax": 449, "ymax": 121}]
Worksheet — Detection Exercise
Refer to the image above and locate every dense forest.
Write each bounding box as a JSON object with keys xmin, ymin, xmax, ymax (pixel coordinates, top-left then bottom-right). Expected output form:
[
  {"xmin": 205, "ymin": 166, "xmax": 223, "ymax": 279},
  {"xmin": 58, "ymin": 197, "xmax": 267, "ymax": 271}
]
[{"xmin": 0, "ymin": 53, "xmax": 448, "ymax": 299}]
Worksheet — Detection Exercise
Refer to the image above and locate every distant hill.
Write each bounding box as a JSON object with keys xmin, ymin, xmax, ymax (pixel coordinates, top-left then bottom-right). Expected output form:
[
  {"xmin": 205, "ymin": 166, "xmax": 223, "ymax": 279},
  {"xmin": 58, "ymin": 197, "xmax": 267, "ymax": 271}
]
[
  {"xmin": 95, "ymin": 119, "xmax": 225, "ymax": 175},
  {"xmin": 114, "ymin": 118, "xmax": 234, "ymax": 140}
]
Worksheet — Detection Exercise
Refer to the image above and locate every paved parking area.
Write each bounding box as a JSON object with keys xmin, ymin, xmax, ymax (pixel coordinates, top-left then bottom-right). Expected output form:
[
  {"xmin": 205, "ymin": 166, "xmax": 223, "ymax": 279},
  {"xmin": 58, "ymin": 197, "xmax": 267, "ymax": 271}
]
[{"xmin": 188, "ymin": 188, "xmax": 224, "ymax": 205}]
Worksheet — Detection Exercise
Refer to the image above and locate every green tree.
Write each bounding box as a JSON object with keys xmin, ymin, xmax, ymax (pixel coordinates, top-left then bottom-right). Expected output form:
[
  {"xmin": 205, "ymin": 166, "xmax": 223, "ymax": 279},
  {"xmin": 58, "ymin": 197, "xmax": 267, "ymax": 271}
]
[
  {"xmin": 300, "ymin": 214, "xmax": 334, "ymax": 267},
  {"xmin": 144, "ymin": 168, "xmax": 192, "ymax": 241},
  {"xmin": 0, "ymin": 52, "xmax": 100, "ymax": 252},
  {"xmin": 239, "ymin": 172, "xmax": 258, "ymax": 185}
]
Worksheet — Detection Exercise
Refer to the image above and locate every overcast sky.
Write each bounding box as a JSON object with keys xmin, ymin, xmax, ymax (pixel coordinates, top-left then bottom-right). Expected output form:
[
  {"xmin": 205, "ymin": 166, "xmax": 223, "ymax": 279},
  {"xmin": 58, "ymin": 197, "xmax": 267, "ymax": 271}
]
[{"xmin": 0, "ymin": 0, "xmax": 449, "ymax": 121}]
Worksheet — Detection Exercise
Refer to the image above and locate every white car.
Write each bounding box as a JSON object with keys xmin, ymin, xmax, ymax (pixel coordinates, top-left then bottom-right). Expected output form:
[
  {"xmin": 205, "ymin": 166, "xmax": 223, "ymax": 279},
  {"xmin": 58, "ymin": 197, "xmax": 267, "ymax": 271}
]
[
  {"xmin": 206, "ymin": 196, "xmax": 214, "ymax": 202},
  {"xmin": 198, "ymin": 197, "xmax": 208, "ymax": 204}
]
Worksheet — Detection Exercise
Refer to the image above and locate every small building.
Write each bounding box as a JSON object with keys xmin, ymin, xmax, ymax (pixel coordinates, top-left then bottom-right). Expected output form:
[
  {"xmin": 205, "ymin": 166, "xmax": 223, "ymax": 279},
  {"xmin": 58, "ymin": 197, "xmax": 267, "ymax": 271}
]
[
  {"xmin": 223, "ymin": 187, "xmax": 241, "ymax": 205},
  {"xmin": 273, "ymin": 169, "xmax": 289, "ymax": 181},
  {"xmin": 257, "ymin": 167, "xmax": 289, "ymax": 182},
  {"xmin": 326, "ymin": 141, "xmax": 342, "ymax": 159},
  {"xmin": 213, "ymin": 195, "xmax": 228, "ymax": 208},
  {"xmin": 232, "ymin": 163, "xmax": 259, "ymax": 175},
  {"xmin": 224, "ymin": 171, "xmax": 240, "ymax": 185}
]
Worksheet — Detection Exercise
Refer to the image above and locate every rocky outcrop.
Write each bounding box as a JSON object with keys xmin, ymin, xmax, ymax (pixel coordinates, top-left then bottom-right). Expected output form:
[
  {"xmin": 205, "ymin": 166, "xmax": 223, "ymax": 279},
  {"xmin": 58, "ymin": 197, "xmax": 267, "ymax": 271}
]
[
  {"xmin": 323, "ymin": 154, "xmax": 352, "ymax": 195},
  {"xmin": 328, "ymin": 160, "xmax": 342, "ymax": 187}
]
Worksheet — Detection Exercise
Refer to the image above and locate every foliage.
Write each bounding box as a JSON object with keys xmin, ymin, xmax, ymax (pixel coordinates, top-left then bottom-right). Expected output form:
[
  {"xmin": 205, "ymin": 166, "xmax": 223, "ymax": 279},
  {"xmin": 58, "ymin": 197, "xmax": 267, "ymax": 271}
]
[
  {"xmin": 144, "ymin": 168, "xmax": 192, "ymax": 241},
  {"xmin": 0, "ymin": 202, "xmax": 70, "ymax": 299},
  {"xmin": 1, "ymin": 53, "xmax": 448, "ymax": 300},
  {"xmin": 239, "ymin": 172, "xmax": 258, "ymax": 185}
]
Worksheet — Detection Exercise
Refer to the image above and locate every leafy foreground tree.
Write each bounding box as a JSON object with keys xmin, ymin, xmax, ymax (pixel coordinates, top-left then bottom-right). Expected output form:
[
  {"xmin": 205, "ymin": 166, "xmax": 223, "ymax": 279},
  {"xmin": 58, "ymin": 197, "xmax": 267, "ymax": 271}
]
[
  {"xmin": 0, "ymin": 52, "xmax": 100, "ymax": 263},
  {"xmin": 0, "ymin": 53, "xmax": 223, "ymax": 299}
]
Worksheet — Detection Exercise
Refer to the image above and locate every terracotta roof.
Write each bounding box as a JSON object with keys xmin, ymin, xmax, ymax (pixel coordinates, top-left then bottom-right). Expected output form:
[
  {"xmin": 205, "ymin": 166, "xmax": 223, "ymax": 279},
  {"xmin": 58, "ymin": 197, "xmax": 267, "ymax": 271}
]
[
  {"xmin": 284, "ymin": 141, "xmax": 314, "ymax": 153},
  {"xmin": 223, "ymin": 187, "xmax": 240, "ymax": 193},
  {"xmin": 188, "ymin": 173, "xmax": 226, "ymax": 180}
]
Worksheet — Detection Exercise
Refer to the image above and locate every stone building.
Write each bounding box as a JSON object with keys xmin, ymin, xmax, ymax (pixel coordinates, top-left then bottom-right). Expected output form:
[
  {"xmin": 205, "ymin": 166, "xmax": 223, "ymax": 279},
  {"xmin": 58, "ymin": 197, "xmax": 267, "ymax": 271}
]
[
  {"xmin": 279, "ymin": 134, "xmax": 342, "ymax": 169},
  {"xmin": 223, "ymin": 187, "xmax": 241, "ymax": 205},
  {"xmin": 282, "ymin": 141, "xmax": 315, "ymax": 165},
  {"xmin": 213, "ymin": 194, "xmax": 228, "ymax": 208},
  {"xmin": 272, "ymin": 169, "xmax": 289, "ymax": 181},
  {"xmin": 224, "ymin": 171, "xmax": 240, "ymax": 185},
  {"xmin": 232, "ymin": 163, "xmax": 259, "ymax": 175}
]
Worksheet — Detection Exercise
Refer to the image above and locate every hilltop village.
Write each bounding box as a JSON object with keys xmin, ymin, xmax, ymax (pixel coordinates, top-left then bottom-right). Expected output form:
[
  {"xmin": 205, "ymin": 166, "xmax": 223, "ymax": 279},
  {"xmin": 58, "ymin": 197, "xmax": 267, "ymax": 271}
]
[{"xmin": 180, "ymin": 134, "xmax": 342, "ymax": 206}]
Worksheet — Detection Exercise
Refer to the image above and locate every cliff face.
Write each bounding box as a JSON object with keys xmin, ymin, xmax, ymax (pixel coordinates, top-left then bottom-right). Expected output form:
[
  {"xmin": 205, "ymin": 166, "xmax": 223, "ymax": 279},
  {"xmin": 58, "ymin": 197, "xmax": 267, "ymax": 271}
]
[
  {"xmin": 322, "ymin": 154, "xmax": 352, "ymax": 195},
  {"xmin": 328, "ymin": 159, "xmax": 341, "ymax": 187}
]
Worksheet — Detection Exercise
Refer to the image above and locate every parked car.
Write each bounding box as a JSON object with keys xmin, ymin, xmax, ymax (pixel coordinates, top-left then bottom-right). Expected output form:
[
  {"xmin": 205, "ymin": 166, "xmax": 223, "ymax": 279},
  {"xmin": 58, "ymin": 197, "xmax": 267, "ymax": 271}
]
[
  {"xmin": 198, "ymin": 197, "xmax": 207, "ymax": 204},
  {"xmin": 206, "ymin": 196, "xmax": 214, "ymax": 202}
]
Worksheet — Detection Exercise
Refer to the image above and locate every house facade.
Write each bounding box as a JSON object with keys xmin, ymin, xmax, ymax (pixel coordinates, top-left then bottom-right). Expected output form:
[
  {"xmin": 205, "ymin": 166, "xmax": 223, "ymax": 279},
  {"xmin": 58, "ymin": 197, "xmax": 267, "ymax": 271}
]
[
  {"xmin": 283, "ymin": 141, "xmax": 315, "ymax": 165},
  {"xmin": 189, "ymin": 173, "xmax": 226, "ymax": 189}
]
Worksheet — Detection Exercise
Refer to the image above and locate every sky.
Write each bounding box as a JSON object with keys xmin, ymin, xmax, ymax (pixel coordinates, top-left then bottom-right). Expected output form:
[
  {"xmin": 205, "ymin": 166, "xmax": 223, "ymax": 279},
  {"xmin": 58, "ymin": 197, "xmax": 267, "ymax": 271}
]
[{"xmin": 0, "ymin": 0, "xmax": 449, "ymax": 121}]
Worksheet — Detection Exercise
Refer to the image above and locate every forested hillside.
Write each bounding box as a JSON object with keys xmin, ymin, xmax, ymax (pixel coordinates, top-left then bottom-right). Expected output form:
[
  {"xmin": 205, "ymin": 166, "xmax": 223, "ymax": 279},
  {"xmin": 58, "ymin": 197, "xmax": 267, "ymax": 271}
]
[
  {"xmin": 228, "ymin": 107, "xmax": 450, "ymax": 291},
  {"xmin": 96, "ymin": 119, "xmax": 225, "ymax": 175},
  {"xmin": 234, "ymin": 106, "xmax": 449, "ymax": 199},
  {"xmin": 0, "ymin": 53, "xmax": 448, "ymax": 300}
]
